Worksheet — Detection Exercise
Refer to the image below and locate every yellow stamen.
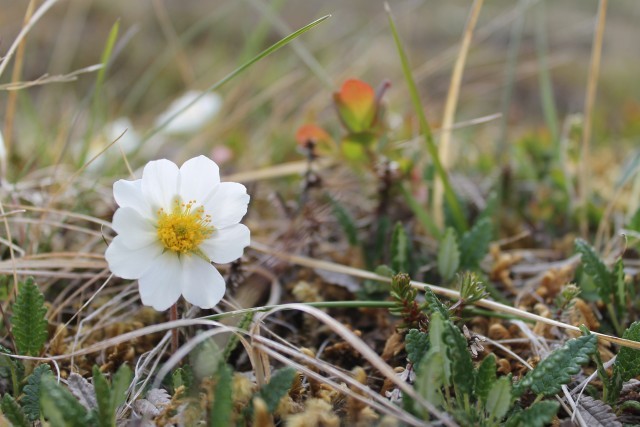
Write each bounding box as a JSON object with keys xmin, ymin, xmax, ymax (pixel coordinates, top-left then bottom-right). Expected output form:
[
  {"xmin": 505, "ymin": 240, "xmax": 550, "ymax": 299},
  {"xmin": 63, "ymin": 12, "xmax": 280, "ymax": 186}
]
[{"xmin": 156, "ymin": 198, "xmax": 214, "ymax": 254}]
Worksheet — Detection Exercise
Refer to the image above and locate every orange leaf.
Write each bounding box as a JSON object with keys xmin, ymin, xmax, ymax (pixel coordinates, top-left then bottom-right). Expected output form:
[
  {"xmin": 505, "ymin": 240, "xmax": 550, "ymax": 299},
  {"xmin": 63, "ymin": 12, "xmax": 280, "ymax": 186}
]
[{"xmin": 333, "ymin": 79, "xmax": 376, "ymax": 133}]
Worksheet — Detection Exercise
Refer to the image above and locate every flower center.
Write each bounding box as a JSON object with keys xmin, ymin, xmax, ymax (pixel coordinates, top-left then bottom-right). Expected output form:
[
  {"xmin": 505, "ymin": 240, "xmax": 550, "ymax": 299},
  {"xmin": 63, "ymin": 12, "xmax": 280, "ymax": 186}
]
[{"xmin": 156, "ymin": 199, "xmax": 214, "ymax": 254}]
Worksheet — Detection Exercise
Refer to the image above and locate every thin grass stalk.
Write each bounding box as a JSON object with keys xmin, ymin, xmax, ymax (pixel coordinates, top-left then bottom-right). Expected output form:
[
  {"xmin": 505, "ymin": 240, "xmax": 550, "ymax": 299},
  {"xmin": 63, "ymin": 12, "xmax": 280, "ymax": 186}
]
[
  {"xmin": 141, "ymin": 15, "xmax": 331, "ymax": 144},
  {"xmin": 249, "ymin": 240, "xmax": 640, "ymax": 350},
  {"xmin": 497, "ymin": 0, "xmax": 527, "ymax": 162},
  {"xmin": 535, "ymin": 1, "xmax": 559, "ymax": 144},
  {"xmin": 152, "ymin": 0, "xmax": 195, "ymax": 86},
  {"xmin": 3, "ymin": 0, "xmax": 36, "ymax": 158},
  {"xmin": 385, "ymin": 2, "xmax": 467, "ymax": 232},
  {"xmin": 245, "ymin": 0, "xmax": 334, "ymax": 89},
  {"xmin": 433, "ymin": 0, "xmax": 484, "ymax": 229},
  {"xmin": 578, "ymin": 0, "xmax": 608, "ymax": 238}
]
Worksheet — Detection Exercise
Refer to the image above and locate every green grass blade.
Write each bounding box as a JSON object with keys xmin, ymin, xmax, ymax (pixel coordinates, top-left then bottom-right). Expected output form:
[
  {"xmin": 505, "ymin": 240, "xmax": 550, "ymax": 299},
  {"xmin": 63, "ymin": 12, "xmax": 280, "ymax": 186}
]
[
  {"xmin": 142, "ymin": 14, "xmax": 331, "ymax": 143},
  {"xmin": 400, "ymin": 184, "xmax": 441, "ymax": 239},
  {"xmin": 385, "ymin": 3, "xmax": 467, "ymax": 232},
  {"xmin": 79, "ymin": 20, "xmax": 120, "ymax": 165}
]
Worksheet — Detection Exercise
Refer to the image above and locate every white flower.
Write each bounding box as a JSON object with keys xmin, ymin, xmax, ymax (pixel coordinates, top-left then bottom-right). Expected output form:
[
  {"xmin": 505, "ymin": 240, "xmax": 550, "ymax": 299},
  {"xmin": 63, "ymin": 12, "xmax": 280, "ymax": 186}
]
[
  {"xmin": 154, "ymin": 91, "xmax": 222, "ymax": 135},
  {"xmin": 105, "ymin": 155, "xmax": 250, "ymax": 311}
]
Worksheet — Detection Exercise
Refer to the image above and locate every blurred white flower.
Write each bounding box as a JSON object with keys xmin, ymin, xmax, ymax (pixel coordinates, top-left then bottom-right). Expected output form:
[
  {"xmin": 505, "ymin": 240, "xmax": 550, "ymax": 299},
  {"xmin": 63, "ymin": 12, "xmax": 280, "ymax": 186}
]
[
  {"xmin": 105, "ymin": 117, "xmax": 140, "ymax": 154},
  {"xmin": 154, "ymin": 91, "xmax": 222, "ymax": 135},
  {"xmin": 105, "ymin": 155, "xmax": 250, "ymax": 311}
]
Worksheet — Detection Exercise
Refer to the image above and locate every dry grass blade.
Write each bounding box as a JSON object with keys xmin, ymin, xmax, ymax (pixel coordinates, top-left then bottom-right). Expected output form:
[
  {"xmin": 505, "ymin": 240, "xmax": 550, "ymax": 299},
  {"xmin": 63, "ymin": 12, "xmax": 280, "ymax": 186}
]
[
  {"xmin": 433, "ymin": 0, "xmax": 484, "ymax": 227},
  {"xmin": 0, "ymin": 64, "xmax": 103, "ymax": 90},
  {"xmin": 249, "ymin": 240, "xmax": 640, "ymax": 350},
  {"xmin": 0, "ymin": 0, "xmax": 60, "ymax": 80},
  {"xmin": 255, "ymin": 303, "xmax": 457, "ymax": 426},
  {"xmin": 578, "ymin": 0, "xmax": 608, "ymax": 238}
]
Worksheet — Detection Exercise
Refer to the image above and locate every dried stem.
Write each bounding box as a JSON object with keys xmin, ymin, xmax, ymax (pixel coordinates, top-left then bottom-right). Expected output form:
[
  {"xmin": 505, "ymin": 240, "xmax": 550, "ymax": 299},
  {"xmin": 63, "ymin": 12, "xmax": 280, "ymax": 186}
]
[
  {"xmin": 578, "ymin": 0, "xmax": 608, "ymax": 238},
  {"xmin": 433, "ymin": 0, "xmax": 484, "ymax": 227}
]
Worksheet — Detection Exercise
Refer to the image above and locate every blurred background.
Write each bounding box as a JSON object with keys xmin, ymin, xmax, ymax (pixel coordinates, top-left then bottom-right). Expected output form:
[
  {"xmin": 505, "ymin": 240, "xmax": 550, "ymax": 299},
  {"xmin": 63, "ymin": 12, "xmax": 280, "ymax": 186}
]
[{"xmin": 0, "ymin": 0, "xmax": 638, "ymax": 184}]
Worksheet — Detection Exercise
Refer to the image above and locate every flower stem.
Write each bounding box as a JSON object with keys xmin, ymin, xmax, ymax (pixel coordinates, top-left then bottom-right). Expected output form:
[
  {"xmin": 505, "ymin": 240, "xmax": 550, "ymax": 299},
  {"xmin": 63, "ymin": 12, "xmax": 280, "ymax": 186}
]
[{"xmin": 170, "ymin": 303, "xmax": 179, "ymax": 353}]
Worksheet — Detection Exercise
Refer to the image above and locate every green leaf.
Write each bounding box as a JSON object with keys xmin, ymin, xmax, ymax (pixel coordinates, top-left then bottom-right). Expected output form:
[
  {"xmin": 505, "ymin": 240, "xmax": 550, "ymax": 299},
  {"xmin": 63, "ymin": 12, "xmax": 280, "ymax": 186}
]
[
  {"xmin": 513, "ymin": 334, "xmax": 597, "ymax": 397},
  {"xmin": 459, "ymin": 218, "xmax": 493, "ymax": 270},
  {"xmin": 428, "ymin": 313, "xmax": 451, "ymax": 387},
  {"xmin": 172, "ymin": 366, "xmax": 194, "ymax": 393},
  {"xmin": 256, "ymin": 367, "xmax": 296, "ymax": 413},
  {"xmin": 110, "ymin": 364, "xmax": 132, "ymax": 412},
  {"xmin": 1, "ymin": 394, "xmax": 29, "ymax": 427},
  {"xmin": 437, "ymin": 227, "xmax": 460, "ymax": 281},
  {"xmin": 210, "ymin": 363, "xmax": 233, "ymax": 427},
  {"xmin": 613, "ymin": 258, "xmax": 626, "ymax": 310},
  {"xmin": 391, "ymin": 222, "xmax": 410, "ymax": 274},
  {"xmin": 629, "ymin": 206, "xmax": 640, "ymax": 232},
  {"xmin": 400, "ymin": 185, "xmax": 441, "ymax": 239},
  {"xmin": 485, "ymin": 376, "xmax": 512, "ymax": 422},
  {"xmin": 12, "ymin": 277, "xmax": 48, "ymax": 356},
  {"xmin": 92, "ymin": 364, "xmax": 131, "ymax": 427},
  {"xmin": 21, "ymin": 363, "xmax": 52, "ymax": 421},
  {"xmin": 415, "ymin": 350, "xmax": 445, "ymax": 410},
  {"xmin": 442, "ymin": 322, "xmax": 475, "ymax": 402},
  {"xmin": 505, "ymin": 401, "xmax": 559, "ymax": 427},
  {"xmin": 93, "ymin": 367, "xmax": 112, "ymax": 427},
  {"xmin": 328, "ymin": 196, "xmax": 359, "ymax": 246},
  {"xmin": 405, "ymin": 329, "xmax": 429, "ymax": 365},
  {"xmin": 575, "ymin": 239, "xmax": 613, "ymax": 304},
  {"xmin": 614, "ymin": 321, "xmax": 640, "ymax": 382},
  {"xmin": 475, "ymin": 354, "xmax": 497, "ymax": 405},
  {"xmin": 423, "ymin": 286, "xmax": 450, "ymax": 320},
  {"xmin": 40, "ymin": 375, "xmax": 91, "ymax": 427}
]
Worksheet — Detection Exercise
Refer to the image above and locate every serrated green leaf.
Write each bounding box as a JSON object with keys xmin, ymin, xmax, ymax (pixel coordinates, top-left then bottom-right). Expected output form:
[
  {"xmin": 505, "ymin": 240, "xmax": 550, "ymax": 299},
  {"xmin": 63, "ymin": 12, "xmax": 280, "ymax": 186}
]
[
  {"xmin": 93, "ymin": 366, "xmax": 112, "ymax": 427},
  {"xmin": 328, "ymin": 196, "xmax": 359, "ymax": 246},
  {"xmin": 12, "ymin": 277, "xmax": 48, "ymax": 356},
  {"xmin": 256, "ymin": 367, "xmax": 296, "ymax": 413},
  {"xmin": 210, "ymin": 363, "xmax": 233, "ymax": 427},
  {"xmin": 427, "ymin": 313, "xmax": 449, "ymax": 388},
  {"xmin": 514, "ymin": 334, "xmax": 597, "ymax": 397},
  {"xmin": 405, "ymin": 329, "xmax": 429, "ymax": 365},
  {"xmin": 613, "ymin": 258, "xmax": 626, "ymax": 310},
  {"xmin": 575, "ymin": 239, "xmax": 613, "ymax": 304},
  {"xmin": 459, "ymin": 217, "xmax": 493, "ymax": 270},
  {"xmin": 485, "ymin": 376, "xmax": 512, "ymax": 421},
  {"xmin": 40, "ymin": 375, "xmax": 91, "ymax": 427},
  {"xmin": 2, "ymin": 394, "xmax": 29, "ymax": 427},
  {"xmin": 505, "ymin": 400, "xmax": 559, "ymax": 427},
  {"xmin": 415, "ymin": 350, "xmax": 445, "ymax": 410},
  {"xmin": 92, "ymin": 364, "xmax": 130, "ymax": 427},
  {"xmin": 442, "ymin": 322, "xmax": 475, "ymax": 402},
  {"xmin": 21, "ymin": 363, "xmax": 52, "ymax": 421},
  {"xmin": 391, "ymin": 222, "xmax": 410, "ymax": 274},
  {"xmin": 423, "ymin": 286, "xmax": 450, "ymax": 320},
  {"xmin": 614, "ymin": 321, "xmax": 640, "ymax": 382},
  {"xmin": 437, "ymin": 227, "xmax": 460, "ymax": 281},
  {"xmin": 475, "ymin": 354, "xmax": 497, "ymax": 405}
]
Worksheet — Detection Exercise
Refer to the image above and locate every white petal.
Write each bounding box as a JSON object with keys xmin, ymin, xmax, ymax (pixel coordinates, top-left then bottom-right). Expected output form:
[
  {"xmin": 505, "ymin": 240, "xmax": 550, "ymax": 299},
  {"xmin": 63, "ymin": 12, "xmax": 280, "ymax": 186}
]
[
  {"xmin": 204, "ymin": 182, "xmax": 250, "ymax": 229},
  {"xmin": 180, "ymin": 256, "xmax": 226, "ymax": 308},
  {"xmin": 111, "ymin": 207, "xmax": 157, "ymax": 249},
  {"xmin": 141, "ymin": 159, "xmax": 180, "ymax": 210},
  {"xmin": 113, "ymin": 179, "xmax": 153, "ymax": 218},
  {"xmin": 137, "ymin": 252, "xmax": 183, "ymax": 311},
  {"xmin": 200, "ymin": 224, "xmax": 250, "ymax": 264},
  {"xmin": 179, "ymin": 156, "xmax": 220, "ymax": 204},
  {"xmin": 105, "ymin": 236, "xmax": 163, "ymax": 279}
]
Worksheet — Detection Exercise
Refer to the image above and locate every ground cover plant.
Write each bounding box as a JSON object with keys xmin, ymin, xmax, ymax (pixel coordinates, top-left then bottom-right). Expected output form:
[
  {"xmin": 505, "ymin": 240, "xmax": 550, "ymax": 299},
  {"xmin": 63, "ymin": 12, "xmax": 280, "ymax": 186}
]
[{"xmin": 0, "ymin": 0, "xmax": 640, "ymax": 425}]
